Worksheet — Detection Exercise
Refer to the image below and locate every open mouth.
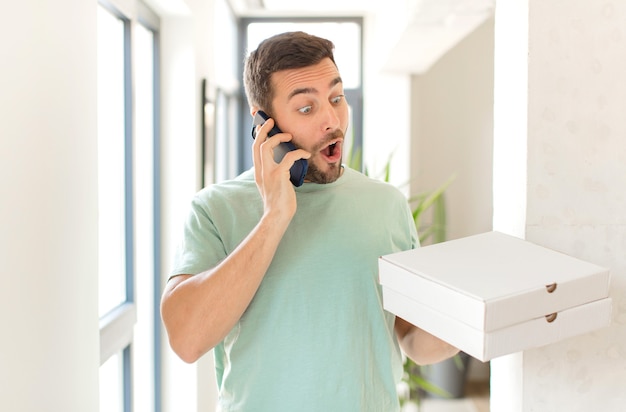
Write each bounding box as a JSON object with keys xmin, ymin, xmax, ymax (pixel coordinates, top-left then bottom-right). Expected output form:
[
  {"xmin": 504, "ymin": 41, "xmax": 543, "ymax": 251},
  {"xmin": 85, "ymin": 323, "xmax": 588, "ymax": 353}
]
[{"xmin": 321, "ymin": 141, "xmax": 342, "ymax": 162}]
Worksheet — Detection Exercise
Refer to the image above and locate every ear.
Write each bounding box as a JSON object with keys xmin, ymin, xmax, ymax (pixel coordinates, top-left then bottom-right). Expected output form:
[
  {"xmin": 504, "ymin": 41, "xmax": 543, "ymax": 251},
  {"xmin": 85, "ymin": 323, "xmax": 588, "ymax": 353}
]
[{"xmin": 250, "ymin": 106, "xmax": 259, "ymax": 117}]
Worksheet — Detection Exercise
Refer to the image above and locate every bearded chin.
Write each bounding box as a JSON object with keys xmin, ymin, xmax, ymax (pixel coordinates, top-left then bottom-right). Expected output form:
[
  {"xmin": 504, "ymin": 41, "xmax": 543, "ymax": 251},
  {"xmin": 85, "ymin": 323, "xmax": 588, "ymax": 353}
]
[{"xmin": 304, "ymin": 160, "xmax": 343, "ymax": 184}]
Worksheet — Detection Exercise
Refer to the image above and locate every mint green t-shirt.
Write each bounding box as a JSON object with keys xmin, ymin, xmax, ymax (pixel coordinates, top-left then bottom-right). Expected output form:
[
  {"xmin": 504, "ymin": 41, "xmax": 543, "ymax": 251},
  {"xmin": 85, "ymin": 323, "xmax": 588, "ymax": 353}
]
[{"xmin": 172, "ymin": 167, "xmax": 418, "ymax": 412}]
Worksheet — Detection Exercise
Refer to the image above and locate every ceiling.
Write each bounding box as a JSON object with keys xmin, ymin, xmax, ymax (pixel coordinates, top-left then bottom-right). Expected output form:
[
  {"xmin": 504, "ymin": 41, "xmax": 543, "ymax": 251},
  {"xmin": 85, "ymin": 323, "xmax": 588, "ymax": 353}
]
[
  {"xmin": 229, "ymin": 0, "xmax": 495, "ymax": 74},
  {"xmin": 232, "ymin": 0, "xmax": 381, "ymax": 14}
]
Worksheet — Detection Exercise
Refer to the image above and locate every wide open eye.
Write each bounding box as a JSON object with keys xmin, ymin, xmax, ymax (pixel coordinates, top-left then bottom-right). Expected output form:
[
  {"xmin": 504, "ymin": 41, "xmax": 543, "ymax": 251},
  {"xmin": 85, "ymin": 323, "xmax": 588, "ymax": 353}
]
[{"xmin": 331, "ymin": 95, "xmax": 345, "ymax": 104}]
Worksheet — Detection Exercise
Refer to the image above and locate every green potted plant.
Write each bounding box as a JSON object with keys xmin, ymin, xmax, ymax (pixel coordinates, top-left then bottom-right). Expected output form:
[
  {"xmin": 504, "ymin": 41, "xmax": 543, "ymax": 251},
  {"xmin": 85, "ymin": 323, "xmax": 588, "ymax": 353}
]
[{"xmin": 401, "ymin": 176, "xmax": 469, "ymax": 411}]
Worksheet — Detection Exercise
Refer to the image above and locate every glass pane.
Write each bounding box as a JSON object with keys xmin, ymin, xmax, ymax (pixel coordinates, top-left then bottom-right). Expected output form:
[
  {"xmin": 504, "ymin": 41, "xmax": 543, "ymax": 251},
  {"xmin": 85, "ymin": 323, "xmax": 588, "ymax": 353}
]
[
  {"xmin": 247, "ymin": 22, "xmax": 361, "ymax": 88},
  {"xmin": 133, "ymin": 22, "xmax": 156, "ymax": 412},
  {"xmin": 97, "ymin": 5, "xmax": 127, "ymax": 317},
  {"xmin": 99, "ymin": 351, "xmax": 124, "ymax": 412},
  {"xmin": 215, "ymin": 90, "xmax": 231, "ymax": 182}
]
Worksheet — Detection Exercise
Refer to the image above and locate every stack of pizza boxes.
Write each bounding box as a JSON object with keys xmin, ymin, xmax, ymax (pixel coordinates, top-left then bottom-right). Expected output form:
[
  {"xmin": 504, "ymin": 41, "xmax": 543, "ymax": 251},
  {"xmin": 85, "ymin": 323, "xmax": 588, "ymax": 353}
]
[{"xmin": 379, "ymin": 231, "xmax": 612, "ymax": 361}]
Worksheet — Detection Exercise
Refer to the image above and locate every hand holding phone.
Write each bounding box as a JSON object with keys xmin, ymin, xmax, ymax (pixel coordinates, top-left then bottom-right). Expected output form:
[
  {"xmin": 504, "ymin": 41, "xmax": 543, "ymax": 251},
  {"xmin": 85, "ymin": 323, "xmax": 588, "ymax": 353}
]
[{"xmin": 251, "ymin": 111, "xmax": 308, "ymax": 187}]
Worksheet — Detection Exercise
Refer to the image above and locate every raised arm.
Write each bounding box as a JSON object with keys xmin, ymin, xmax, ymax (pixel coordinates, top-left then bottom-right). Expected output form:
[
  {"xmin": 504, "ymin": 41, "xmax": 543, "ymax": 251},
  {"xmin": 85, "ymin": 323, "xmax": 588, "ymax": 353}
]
[{"xmin": 160, "ymin": 119, "xmax": 310, "ymax": 363}]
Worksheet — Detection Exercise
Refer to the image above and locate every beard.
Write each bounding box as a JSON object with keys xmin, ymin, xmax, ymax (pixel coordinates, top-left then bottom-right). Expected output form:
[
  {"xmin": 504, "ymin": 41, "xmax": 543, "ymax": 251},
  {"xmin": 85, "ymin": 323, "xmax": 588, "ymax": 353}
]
[
  {"xmin": 305, "ymin": 160, "xmax": 343, "ymax": 184},
  {"xmin": 302, "ymin": 129, "xmax": 344, "ymax": 184}
]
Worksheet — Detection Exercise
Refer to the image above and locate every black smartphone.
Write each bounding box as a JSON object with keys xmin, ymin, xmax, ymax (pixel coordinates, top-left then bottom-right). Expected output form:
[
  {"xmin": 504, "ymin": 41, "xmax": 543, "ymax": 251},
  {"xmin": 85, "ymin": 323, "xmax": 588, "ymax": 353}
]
[{"xmin": 251, "ymin": 110, "xmax": 308, "ymax": 187}]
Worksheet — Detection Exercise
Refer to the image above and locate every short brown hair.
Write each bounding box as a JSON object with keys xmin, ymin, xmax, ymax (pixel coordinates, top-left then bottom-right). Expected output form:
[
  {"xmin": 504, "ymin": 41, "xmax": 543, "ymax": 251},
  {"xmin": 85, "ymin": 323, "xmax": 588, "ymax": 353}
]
[{"xmin": 243, "ymin": 31, "xmax": 336, "ymax": 115}]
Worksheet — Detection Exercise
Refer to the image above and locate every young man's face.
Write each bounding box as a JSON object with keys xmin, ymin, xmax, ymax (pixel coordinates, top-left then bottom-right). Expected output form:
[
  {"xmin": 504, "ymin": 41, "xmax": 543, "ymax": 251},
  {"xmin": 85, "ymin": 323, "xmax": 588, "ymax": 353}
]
[{"xmin": 269, "ymin": 58, "xmax": 349, "ymax": 184}]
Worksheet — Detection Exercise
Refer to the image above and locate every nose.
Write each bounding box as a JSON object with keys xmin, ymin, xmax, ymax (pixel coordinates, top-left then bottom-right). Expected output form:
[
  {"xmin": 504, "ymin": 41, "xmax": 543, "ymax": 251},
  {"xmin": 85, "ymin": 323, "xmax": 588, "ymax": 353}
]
[{"xmin": 321, "ymin": 103, "xmax": 341, "ymax": 132}]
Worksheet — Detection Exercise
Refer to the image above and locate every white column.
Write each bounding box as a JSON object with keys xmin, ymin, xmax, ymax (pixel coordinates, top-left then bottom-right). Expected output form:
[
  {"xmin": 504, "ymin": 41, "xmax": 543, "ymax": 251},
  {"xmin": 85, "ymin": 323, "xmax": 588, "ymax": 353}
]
[{"xmin": 491, "ymin": 0, "xmax": 528, "ymax": 410}]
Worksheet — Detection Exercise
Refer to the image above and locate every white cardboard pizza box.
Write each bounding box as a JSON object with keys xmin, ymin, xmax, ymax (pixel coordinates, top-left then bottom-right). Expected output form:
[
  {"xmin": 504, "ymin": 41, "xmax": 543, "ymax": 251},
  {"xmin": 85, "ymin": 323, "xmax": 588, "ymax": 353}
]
[{"xmin": 378, "ymin": 231, "xmax": 612, "ymax": 362}]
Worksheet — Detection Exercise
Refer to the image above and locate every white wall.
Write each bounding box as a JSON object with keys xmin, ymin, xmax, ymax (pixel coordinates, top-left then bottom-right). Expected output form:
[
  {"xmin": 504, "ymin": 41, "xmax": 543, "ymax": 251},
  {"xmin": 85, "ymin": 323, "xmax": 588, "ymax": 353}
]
[
  {"xmin": 493, "ymin": 0, "xmax": 626, "ymax": 410},
  {"xmin": 524, "ymin": 0, "xmax": 626, "ymax": 410},
  {"xmin": 362, "ymin": 1, "xmax": 412, "ymax": 190},
  {"xmin": 0, "ymin": 0, "xmax": 100, "ymax": 411},
  {"xmin": 409, "ymin": 17, "xmax": 495, "ymax": 242}
]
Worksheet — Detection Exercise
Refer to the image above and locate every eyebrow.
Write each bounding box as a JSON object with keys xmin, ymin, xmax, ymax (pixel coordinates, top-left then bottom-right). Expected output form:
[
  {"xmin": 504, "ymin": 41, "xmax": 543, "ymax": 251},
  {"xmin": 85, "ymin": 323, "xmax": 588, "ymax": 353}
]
[{"xmin": 287, "ymin": 76, "xmax": 343, "ymax": 101}]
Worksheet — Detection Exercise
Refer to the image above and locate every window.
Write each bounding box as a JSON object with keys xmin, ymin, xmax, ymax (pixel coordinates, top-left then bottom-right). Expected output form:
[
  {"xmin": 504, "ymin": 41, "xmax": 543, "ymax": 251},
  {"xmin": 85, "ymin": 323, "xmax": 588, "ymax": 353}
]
[
  {"xmin": 99, "ymin": 351, "xmax": 126, "ymax": 411},
  {"xmin": 97, "ymin": 6, "xmax": 133, "ymax": 410},
  {"xmin": 97, "ymin": 2, "xmax": 161, "ymax": 411},
  {"xmin": 133, "ymin": 9, "xmax": 162, "ymax": 411},
  {"xmin": 97, "ymin": 2, "xmax": 129, "ymax": 321},
  {"xmin": 238, "ymin": 18, "xmax": 364, "ymax": 174}
]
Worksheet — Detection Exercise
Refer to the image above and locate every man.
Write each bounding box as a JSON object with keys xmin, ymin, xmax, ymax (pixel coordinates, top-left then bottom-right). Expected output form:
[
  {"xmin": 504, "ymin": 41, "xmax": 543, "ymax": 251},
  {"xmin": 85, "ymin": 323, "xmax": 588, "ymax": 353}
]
[{"xmin": 161, "ymin": 31, "xmax": 458, "ymax": 411}]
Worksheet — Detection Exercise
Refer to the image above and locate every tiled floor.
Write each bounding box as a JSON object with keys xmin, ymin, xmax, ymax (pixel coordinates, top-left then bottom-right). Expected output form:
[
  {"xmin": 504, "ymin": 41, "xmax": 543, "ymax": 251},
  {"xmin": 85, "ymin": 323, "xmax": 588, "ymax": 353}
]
[
  {"xmin": 402, "ymin": 380, "xmax": 490, "ymax": 412},
  {"xmin": 419, "ymin": 399, "xmax": 480, "ymax": 412},
  {"xmin": 465, "ymin": 381, "xmax": 490, "ymax": 412}
]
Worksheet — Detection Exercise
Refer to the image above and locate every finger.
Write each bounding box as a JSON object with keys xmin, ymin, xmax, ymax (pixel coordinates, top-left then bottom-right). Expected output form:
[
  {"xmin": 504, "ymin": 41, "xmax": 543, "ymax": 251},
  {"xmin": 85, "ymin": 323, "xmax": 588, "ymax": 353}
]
[
  {"xmin": 252, "ymin": 119, "xmax": 274, "ymax": 183},
  {"xmin": 254, "ymin": 117, "xmax": 274, "ymax": 141},
  {"xmin": 280, "ymin": 149, "xmax": 311, "ymax": 166},
  {"xmin": 261, "ymin": 131, "xmax": 294, "ymax": 151},
  {"xmin": 252, "ymin": 132, "xmax": 262, "ymax": 184},
  {"xmin": 267, "ymin": 149, "xmax": 310, "ymax": 184},
  {"xmin": 259, "ymin": 130, "xmax": 292, "ymax": 165}
]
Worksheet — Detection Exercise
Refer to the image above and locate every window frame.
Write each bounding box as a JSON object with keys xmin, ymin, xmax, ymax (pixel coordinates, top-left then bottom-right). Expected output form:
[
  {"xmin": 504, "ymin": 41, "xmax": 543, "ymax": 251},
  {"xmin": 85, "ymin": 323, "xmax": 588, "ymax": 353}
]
[
  {"xmin": 97, "ymin": 1, "xmax": 162, "ymax": 411},
  {"xmin": 135, "ymin": 4, "xmax": 163, "ymax": 410},
  {"xmin": 97, "ymin": 0, "xmax": 135, "ymax": 362}
]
